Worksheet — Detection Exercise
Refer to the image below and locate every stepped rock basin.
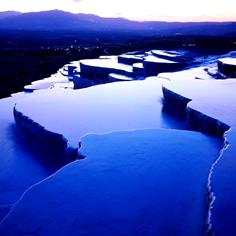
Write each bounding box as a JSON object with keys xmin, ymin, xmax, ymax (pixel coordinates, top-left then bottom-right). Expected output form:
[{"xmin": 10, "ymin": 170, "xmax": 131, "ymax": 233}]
[
  {"xmin": 160, "ymin": 69, "xmax": 236, "ymax": 235},
  {"xmin": 217, "ymin": 57, "xmax": 236, "ymax": 77},
  {"xmin": 0, "ymin": 49, "xmax": 236, "ymax": 235},
  {"xmin": 13, "ymin": 77, "xmax": 186, "ymax": 156},
  {"xmin": 80, "ymin": 58, "xmax": 133, "ymax": 79},
  {"xmin": 0, "ymin": 129, "xmax": 221, "ymax": 236}
]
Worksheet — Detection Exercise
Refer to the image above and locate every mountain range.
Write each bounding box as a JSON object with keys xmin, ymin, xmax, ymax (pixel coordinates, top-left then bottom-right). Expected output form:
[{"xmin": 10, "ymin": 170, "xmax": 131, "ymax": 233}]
[{"xmin": 0, "ymin": 10, "xmax": 235, "ymax": 36}]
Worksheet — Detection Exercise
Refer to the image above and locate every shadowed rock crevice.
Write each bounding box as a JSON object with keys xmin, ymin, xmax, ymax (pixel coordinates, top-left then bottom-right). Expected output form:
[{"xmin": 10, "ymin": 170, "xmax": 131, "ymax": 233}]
[
  {"xmin": 205, "ymin": 133, "xmax": 229, "ymax": 235},
  {"xmin": 161, "ymin": 77, "xmax": 235, "ymax": 235},
  {"xmin": 13, "ymin": 106, "xmax": 78, "ymax": 161}
]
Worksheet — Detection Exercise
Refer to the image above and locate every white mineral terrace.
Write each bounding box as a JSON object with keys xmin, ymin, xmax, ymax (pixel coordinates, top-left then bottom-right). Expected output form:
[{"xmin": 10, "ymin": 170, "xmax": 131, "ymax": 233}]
[
  {"xmin": 24, "ymin": 73, "xmax": 71, "ymax": 92},
  {"xmin": 218, "ymin": 57, "xmax": 236, "ymax": 66},
  {"xmin": 99, "ymin": 55, "xmax": 118, "ymax": 60},
  {"xmin": 118, "ymin": 54, "xmax": 143, "ymax": 59},
  {"xmin": 151, "ymin": 50, "xmax": 182, "ymax": 58},
  {"xmin": 0, "ymin": 129, "xmax": 220, "ymax": 236},
  {"xmin": 158, "ymin": 66, "xmax": 214, "ymax": 81},
  {"xmin": 144, "ymin": 55, "xmax": 178, "ymax": 63},
  {"xmin": 2, "ymin": 50, "xmax": 236, "ymax": 236},
  {"xmin": 108, "ymin": 73, "xmax": 134, "ymax": 81},
  {"xmin": 14, "ymin": 78, "xmax": 169, "ymax": 149},
  {"xmin": 80, "ymin": 58, "xmax": 133, "ymax": 73},
  {"xmin": 164, "ymin": 78, "xmax": 236, "ymax": 127},
  {"xmin": 133, "ymin": 63, "xmax": 144, "ymax": 68}
]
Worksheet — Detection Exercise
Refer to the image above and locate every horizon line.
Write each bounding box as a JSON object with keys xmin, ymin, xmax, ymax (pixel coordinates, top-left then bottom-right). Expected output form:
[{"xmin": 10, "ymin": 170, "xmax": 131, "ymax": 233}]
[{"xmin": 0, "ymin": 9, "xmax": 236, "ymax": 23}]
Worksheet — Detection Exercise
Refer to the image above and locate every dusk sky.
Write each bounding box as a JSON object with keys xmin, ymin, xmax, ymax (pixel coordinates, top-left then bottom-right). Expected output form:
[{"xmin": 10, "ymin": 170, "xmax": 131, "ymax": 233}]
[{"xmin": 0, "ymin": 0, "xmax": 235, "ymax": 22}]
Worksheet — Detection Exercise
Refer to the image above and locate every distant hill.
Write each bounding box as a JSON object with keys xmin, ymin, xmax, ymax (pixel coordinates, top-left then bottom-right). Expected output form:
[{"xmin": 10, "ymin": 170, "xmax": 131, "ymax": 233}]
[
  {"xmin": 0, "ymin": 10, "xmax": 235, "ymax": 36},
  {"xmin": 0, "ymin": 11, "xmax": 21, "ymax": 19}
]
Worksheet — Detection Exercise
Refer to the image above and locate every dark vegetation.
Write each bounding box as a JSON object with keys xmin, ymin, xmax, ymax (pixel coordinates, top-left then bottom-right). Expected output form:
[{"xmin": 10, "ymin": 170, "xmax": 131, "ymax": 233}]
[{"xmin": 0, "ymin": 29, "xmax": 235, "ymax": 99}]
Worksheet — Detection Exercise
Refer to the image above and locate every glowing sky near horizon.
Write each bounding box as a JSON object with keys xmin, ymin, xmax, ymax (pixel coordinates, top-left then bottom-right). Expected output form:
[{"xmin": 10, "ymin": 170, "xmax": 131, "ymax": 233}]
[{"xmin": 0, "ymin": 0, "xmax": 235, "ymax": 21}]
